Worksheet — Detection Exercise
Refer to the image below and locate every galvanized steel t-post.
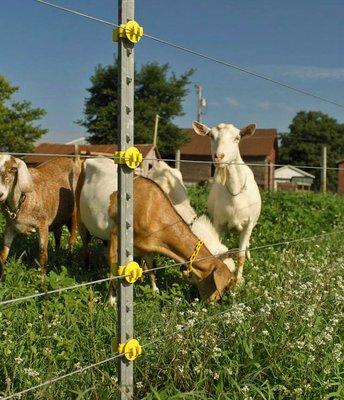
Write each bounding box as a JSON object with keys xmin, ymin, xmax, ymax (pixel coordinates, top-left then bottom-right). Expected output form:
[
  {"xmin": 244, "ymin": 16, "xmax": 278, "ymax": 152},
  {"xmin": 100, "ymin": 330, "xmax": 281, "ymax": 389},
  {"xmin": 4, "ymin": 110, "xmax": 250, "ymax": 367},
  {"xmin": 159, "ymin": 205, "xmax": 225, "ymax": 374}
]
[{"xmin": 117, "ymin": 0, "xmax": 135, "ymax": 398}]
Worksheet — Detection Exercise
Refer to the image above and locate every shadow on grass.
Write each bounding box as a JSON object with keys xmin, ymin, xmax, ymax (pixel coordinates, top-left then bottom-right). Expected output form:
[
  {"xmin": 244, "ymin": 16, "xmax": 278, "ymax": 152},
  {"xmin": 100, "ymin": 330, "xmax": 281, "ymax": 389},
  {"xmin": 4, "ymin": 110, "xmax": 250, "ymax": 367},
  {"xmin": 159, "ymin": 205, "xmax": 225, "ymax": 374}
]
[{"xmin": 0, "ymin": 227, "xmax": 200, "ymax": 303}]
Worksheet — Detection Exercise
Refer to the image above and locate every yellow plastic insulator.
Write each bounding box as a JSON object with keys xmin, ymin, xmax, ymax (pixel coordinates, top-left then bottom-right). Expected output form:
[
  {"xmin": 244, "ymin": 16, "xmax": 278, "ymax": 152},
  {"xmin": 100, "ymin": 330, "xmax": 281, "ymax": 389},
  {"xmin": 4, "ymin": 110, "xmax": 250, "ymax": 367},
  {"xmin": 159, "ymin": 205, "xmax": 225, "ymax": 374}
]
[
  {"xmin": 117, "ymin": 261, "xmax": 143, "ymax": 284},
  {"xmin": 113, "ymin": 20, "xmax": 144, "ymax": 43},
  {"xmin": 114, "ymin": 147, "xmax": 143, "ymax": 170},
  {"xmin": 118, "ymin": 339, "xmax": 142, "ymax": 361}
]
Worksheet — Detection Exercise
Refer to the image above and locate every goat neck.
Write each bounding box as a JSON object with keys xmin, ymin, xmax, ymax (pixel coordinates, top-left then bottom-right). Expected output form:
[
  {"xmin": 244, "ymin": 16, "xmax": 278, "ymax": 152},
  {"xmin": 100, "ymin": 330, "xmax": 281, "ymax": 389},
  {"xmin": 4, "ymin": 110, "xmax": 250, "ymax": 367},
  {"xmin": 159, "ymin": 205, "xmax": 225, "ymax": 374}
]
[
  {"xmin": 216, "ymin": 154, "xmax": 247, "ymax": 196},
  {"xmin": 174, "ymin": 200, "xmax": 197, "ymax": 225}
]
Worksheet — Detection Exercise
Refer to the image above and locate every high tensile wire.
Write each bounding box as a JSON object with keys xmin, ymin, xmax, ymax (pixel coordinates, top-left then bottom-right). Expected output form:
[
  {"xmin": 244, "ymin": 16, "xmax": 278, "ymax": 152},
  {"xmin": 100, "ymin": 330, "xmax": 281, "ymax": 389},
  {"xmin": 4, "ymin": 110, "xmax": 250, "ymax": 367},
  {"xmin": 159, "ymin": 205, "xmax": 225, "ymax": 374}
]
[{"xmin": 34, "ymin": 0, "xmax": 344, "ymax": 110}]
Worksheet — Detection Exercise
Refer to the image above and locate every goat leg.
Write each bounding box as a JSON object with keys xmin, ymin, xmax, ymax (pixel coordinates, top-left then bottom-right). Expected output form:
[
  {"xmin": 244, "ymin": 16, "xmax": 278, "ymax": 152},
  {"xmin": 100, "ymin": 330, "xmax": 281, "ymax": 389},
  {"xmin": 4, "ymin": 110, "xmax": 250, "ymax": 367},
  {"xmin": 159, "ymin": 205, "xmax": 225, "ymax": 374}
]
[
  {"xmin": 237, "ymin": 222, "xmax": 254, "ymax": 284},
  {"xmin": 142, "ymin": 255, "xmax": 159, "ymax": 293},
  {"xmin": 0, "ymin": 258, "xmax": 4, "ymax": 282},
  {"xmin": 0, "ymin": 224, "xmax": 15, "ymax": 266},
  {"xmin": 38, "ymin": 224, "xmax": 49, "ymax": 274},
  {"xmin": 53, "ymin": 227, "xmax": 62, "ymax": 251},
  {"xmin": 67, "ymin": 207, "xmax": 78, "ymax": 250},
  {"xmin": 108, "ymin": 226, "xmax": 118, "ymax": 306},
  {"xmin": 79, "ymin": 222, "xmax": 91, "ymax": 269}
]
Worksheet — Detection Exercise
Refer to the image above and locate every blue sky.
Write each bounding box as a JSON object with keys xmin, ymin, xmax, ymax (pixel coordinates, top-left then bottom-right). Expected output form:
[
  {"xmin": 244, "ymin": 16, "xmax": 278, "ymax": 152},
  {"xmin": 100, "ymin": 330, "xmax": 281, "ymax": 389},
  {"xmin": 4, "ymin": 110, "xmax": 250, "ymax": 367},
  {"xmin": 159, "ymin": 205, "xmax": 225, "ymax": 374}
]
[{"xmin": 1, "ymin": 0, "xmax": 344, "ymax": 143}]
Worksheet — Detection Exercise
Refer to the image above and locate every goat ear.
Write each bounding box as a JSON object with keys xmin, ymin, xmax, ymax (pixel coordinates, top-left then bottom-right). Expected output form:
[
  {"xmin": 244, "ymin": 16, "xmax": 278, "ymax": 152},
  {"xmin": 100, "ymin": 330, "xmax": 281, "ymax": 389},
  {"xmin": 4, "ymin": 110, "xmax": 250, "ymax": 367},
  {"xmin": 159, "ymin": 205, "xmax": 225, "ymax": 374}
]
[
  {"xmin": 151, "ymin": 160, "xmax": 159, "ymax": 169},
  {"xmin": 16, "ymin": 159, "xmax": 33, "ymax": 193},
  {"xmin": 240, "ymin": 123, "xmax": 256, "ymax": 138},
  {"xmin": 213, "ymin": 264, "xmax": 234, "ymax": 297},
  {"xmin": 192, "ymin": 121, "xmax": 211, "ymax": 136}
]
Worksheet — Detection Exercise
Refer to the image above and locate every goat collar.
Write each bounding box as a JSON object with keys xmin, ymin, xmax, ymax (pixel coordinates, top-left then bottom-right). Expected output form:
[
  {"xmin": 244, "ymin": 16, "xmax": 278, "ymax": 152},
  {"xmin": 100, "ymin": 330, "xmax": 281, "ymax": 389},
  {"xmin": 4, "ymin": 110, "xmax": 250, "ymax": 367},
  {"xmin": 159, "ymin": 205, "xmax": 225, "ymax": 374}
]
[
  {"xmin": 3, "ymin": 193, "xmax": 27, "ymax": 220},
  {"xmin": 225, "ymin": 174, "xmax": 247, "ymax": 196},
  {"xmin": 182, "ymin": 240, "xmax": 204, "ymax": 278}
]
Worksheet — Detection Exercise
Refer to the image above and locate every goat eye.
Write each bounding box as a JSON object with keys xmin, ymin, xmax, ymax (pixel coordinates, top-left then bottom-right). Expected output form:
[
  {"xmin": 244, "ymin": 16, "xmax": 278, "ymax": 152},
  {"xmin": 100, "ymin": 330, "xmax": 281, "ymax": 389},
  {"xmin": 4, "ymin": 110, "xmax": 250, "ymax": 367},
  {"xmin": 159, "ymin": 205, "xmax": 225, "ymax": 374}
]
[{"xmin": 11, "ymin": 167, "xmax": 17, "ymax": 173}]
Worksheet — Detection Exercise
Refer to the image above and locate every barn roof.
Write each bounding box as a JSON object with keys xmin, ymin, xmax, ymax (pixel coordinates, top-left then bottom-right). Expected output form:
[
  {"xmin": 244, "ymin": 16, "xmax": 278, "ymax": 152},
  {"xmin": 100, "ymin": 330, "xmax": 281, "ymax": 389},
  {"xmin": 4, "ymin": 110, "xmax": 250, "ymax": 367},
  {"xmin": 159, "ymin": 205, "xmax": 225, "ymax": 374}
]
[
  {"xmin": 180, "ymin": 128, "xmax": 278, "ymax": 158},
  {"xmin": 24, "ymin": 143, "xmax": 155, "ymax": 165}
]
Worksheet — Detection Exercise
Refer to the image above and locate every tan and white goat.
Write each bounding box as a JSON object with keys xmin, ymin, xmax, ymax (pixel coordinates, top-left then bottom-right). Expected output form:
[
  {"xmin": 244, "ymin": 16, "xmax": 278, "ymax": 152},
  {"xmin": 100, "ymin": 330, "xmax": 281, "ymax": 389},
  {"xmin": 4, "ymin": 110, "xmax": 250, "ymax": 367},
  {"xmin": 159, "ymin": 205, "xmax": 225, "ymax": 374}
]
[
  {"xmin": 193, "ymin": 121, "xmax": 262, "ymax": 283},
  {"xmin": 147, "ymin": 160, "xmax": 235, "ymax": 275},
  {"xmin": 0, "ymin": 156, "xmax": 80, "ymax": 280}
]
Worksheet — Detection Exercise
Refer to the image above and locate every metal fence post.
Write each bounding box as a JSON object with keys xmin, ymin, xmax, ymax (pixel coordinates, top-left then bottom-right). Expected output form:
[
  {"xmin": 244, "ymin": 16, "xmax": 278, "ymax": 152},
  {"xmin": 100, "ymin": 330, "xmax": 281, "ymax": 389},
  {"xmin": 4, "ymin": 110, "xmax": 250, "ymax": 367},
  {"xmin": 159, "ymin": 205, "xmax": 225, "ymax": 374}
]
[{"xmin": 117, "ymin": 0, "xmax": 135, "ymax": 398}]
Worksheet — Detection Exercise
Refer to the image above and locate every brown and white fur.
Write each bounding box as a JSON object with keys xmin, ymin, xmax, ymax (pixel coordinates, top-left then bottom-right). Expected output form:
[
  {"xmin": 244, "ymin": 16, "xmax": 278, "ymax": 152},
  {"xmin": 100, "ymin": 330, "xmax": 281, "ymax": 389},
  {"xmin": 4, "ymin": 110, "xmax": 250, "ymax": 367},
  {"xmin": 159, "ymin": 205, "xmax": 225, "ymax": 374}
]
[
  {"xmin": 77, "ymin": 158, "xmax": 236, "ymax": 304},
  {"xmin": 0, "ymin": 155, "xmax": 80, "ymax": 280},
  {"xmin": 147, "ymin": 160, "xmax": 235, "ymax": 290}
]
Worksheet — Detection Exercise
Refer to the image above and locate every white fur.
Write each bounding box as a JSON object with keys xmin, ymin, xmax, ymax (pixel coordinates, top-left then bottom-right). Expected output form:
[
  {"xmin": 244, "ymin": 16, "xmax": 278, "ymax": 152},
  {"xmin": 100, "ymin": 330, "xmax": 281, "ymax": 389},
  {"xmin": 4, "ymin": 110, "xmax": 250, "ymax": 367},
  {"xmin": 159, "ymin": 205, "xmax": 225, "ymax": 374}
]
[
  {"xmin": 0, "ymin": 156, "xmax": 33, "ymax": 202},
  {"xmin": 148, "ymin": 161, "xmax": 197, "ymax": 224},
  {"xmin": 148, "ymin": 161, "xmax": 235, "ymax": 273},
  {"xmin": 0, "ymin": 155, "xmax": 12, "ymax": 201},
  {"xmin": 79, "ymin": 158, "xmax": 117, "ymax": 241},
  {"xmin": 80, "ymin": 158, "xmax": 162, "ymax": 295},
  {"xmin": 193, "ymin": 121, "xmax": 262, "ymax": 283},
  {"xmin": 17, "ymin": 159, "xmax": 33, "ymax": 193}
]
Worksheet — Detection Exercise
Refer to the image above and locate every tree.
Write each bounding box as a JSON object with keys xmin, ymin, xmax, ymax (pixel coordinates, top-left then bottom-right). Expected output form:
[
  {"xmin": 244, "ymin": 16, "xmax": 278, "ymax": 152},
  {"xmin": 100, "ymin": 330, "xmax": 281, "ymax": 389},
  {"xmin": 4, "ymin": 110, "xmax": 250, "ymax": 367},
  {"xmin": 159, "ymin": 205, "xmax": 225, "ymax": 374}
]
[
  {"xmin": 79, "ymin": 62, "xmax": 194, "ymax": 153},
  {"xmin": 280, "ymin": 111, "xmax": 344, "ymax": 191},
  {"xmin": 0, "ymin": 75, "xmax": 47, "ymax": 152}
]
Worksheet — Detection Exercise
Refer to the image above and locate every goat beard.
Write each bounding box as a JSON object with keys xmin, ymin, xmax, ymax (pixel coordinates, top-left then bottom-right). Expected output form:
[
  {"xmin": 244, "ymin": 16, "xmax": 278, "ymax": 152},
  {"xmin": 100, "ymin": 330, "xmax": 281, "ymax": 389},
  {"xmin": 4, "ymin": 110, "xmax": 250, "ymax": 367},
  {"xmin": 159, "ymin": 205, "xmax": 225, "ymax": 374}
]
[{"xmin": 215, "ymin": 166, "xmax": 228, "ymax": 186}]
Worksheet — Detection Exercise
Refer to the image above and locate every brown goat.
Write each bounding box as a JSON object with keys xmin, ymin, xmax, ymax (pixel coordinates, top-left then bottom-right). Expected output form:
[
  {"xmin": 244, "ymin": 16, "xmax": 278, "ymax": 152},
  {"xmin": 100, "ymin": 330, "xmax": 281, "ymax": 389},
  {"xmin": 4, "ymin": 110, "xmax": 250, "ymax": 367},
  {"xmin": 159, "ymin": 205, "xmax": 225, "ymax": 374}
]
[
  {"xmin": 110, "ymin": 178, "xmax": 235, "ymax": 301},
  {"xmin": 0, "ymin": 156, "xmax": 80, "ymax": 280},
  {"xmin": 77, "ymin": 157, "xmax": 235, "ymax": 302}
]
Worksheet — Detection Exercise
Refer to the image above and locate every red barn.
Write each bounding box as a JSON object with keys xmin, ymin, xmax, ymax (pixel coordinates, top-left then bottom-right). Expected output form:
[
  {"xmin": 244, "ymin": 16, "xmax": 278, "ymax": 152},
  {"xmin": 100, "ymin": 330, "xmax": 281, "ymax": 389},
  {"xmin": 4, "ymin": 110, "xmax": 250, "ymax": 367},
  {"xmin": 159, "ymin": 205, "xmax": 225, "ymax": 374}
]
[
  {"xmin": 24, "ymin": 143, "xmax": 158, "ymax": 177},
  {"xmin": 176, "ymin": 128, "xmax": 278, "ymax": 190}
]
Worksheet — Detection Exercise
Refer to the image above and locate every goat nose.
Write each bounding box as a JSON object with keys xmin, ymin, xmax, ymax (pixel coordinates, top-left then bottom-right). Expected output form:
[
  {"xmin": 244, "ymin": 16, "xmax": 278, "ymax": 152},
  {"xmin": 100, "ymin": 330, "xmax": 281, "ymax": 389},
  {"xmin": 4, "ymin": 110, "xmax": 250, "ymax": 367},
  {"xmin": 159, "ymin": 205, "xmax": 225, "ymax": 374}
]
[{"xmin": 215, "ymin": 153, "xmax": 225, "ymax": 161}]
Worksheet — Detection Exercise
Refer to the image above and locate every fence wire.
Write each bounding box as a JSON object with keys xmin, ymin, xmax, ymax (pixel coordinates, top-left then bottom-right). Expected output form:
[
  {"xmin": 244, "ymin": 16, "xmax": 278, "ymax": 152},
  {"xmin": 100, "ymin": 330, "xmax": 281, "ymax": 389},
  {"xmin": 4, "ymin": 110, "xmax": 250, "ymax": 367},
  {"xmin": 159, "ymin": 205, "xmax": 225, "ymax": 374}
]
[
  {"xmin": 3, "ymin": 151, "xmax": 344, "ymax": 171},
  {"xmin": 142, "ymin": 228, "xmax": 344, "ymax": 276},
  {"xmin": 34, "ymin": 0, "xmax": 344, "ymax": 110},
  {"xmin": 1, "ymin": 353, "xmax": 123, "ymax": 400},
  {"xmin": 2, "ymin": 231, "xmax": 342, "ymax": 399},
  {"xmin": 142, "ymin": 246, "xmax": 343, "ymax": 354},
  {"xmin": 2, "ymin": 228, "xmax": 343, "ymax": 307},
  {"xmin": 2, "ymin": 2, "xmax": 343, "ymax": 398},
  {"xmin": 0, "ymin": 275, "xmax": 119, "ymax": 307}
]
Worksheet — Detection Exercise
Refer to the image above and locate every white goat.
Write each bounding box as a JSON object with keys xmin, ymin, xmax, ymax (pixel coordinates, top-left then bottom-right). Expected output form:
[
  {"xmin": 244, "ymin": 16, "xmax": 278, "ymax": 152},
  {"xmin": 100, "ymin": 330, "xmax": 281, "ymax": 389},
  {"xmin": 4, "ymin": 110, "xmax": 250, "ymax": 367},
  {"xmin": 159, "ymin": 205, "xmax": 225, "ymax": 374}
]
[
  {"xmin": 147, "ymin": 161, "xmax": 235, "ymax": 274},
  {"xmin": 192, "ymin": 121, "xmax": 262, "ymax": 284}
]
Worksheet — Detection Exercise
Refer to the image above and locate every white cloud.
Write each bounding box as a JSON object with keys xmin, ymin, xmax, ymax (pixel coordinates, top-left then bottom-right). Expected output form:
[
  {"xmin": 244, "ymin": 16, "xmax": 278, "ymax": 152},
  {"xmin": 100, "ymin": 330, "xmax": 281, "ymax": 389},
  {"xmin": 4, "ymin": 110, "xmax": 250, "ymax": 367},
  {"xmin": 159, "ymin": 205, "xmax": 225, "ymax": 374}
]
[
  {"xmin": 225, "ymin": 96, "xmax": 240, "ymax": 107},
  {"xmin": 281, "ymin": 66, "xmax": 344, "ymax": 81},
  {"xmin": 257, "ymin": 101, "xmax": 295, "ymax": 113},
  {"xmin": 257, "ymin": 101, "xmax": 271, "ymax": 110}
]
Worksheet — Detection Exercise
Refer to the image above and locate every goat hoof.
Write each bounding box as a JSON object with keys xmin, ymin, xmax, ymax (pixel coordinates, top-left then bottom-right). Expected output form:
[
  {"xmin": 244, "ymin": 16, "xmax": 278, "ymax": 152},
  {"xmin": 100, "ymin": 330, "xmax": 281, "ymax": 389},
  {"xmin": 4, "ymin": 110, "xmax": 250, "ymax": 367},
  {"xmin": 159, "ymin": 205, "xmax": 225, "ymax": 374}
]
[{"xmin": 236, "ymin": 276, "xmax": 245, "ymax": 286}]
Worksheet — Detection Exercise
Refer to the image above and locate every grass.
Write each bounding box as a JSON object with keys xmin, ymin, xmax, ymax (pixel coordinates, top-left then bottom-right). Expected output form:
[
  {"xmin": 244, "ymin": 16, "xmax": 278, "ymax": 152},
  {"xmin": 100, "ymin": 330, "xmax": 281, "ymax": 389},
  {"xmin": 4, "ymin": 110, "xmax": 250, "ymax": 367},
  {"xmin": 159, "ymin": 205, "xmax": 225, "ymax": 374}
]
[{"xmin": 0, "ymin": 188, "xmax": 344, "ymax": 399}]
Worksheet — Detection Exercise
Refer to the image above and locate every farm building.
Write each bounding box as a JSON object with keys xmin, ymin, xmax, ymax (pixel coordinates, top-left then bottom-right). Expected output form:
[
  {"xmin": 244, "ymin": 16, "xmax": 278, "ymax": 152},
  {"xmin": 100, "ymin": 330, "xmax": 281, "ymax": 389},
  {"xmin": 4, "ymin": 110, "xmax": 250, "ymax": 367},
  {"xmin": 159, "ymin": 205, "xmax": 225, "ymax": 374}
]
[
  {"xmin": 338, "ymin": 160, "xmax": 344, "ymax": 194},
  {"xmin": 25, "ymin": 143, "xmax": 158, "ymax": 177},
  {"xmin": 274, "ymin": 165, "xmax": 315, "ymax": 191},
  {"xmin": 176, "ymin": 128, "xmax": 278, "ymax": 189}
]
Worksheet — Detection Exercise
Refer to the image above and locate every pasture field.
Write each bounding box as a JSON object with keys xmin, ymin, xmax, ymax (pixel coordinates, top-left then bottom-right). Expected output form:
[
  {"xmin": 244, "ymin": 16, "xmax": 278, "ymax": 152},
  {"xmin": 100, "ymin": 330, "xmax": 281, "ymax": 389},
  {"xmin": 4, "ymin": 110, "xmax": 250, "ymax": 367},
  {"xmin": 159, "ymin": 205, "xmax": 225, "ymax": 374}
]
[{"xmin": 0, "ymin": 188, "xmax": 344, "ymax": 399}]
